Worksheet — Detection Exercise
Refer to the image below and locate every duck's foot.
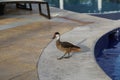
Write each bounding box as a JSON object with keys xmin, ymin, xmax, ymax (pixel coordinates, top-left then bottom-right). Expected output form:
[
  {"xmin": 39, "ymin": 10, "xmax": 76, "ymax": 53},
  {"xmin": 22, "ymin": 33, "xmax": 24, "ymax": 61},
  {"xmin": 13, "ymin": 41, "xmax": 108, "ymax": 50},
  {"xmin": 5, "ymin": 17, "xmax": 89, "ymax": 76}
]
[
  {"xmin": 57, "ymin": 55, "xmax": 72, "ymax": 60},
  {"xmin": 57, "ymin": 57, "xmax": 64, "ymax": 60},
  {"xmin": 64, "ymin": 55, "xmax": 72, "ymax": 59},
  {"xmin": 57, "ymin": 53, "xmax": 67, "ymax": 60}
]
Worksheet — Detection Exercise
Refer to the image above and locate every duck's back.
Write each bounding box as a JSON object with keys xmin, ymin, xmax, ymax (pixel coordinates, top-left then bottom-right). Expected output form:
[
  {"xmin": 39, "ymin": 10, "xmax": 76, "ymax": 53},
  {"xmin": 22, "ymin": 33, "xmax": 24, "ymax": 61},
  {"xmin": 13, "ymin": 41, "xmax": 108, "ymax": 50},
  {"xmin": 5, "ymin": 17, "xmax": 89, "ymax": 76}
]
[
  {"xmin": 61, "ymin": 42, "xmax": 79, "ymax": 48},
  {"xmin": 56, "ymin": 40, "xmax": 80, "ymax": 53}
]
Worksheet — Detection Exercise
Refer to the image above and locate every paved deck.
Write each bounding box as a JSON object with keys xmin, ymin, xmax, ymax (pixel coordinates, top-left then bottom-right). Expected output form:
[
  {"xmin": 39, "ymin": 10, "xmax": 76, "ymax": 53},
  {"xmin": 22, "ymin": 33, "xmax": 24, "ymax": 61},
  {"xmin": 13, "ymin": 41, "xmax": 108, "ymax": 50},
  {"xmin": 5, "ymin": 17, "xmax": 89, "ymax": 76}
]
[
  {"xmin": 38, "ymin": 7, "xmax": 120, "ymax": 80},
  {"xmin": 0, "ymin": 4, "xmax": 120, "ymax": 80}
]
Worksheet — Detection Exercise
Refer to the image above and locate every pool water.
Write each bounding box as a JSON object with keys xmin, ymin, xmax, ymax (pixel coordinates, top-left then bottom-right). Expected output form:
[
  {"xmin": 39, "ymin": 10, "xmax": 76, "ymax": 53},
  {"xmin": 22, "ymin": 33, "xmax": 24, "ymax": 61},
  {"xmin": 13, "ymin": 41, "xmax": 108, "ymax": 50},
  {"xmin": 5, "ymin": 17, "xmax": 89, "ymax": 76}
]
[
  {"xmin": 45, "ymin": 0, "xmax": 120, "ymax": 14},
  {"xmin": 95, "ymin": 28, "xmax": 120, "ymax": 80},
  {"xmin": 97, "ymin": 42, "xmax": 120, "ymax": 80}
]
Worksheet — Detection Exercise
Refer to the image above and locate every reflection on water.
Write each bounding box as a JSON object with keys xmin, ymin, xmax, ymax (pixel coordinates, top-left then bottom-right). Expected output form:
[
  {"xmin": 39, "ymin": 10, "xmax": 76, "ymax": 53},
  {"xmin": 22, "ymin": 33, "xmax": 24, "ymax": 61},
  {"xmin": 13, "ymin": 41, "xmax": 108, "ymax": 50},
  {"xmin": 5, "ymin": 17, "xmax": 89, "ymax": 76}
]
[
  {"xmin": 98, "ymin": 0, "xmax": 102, "ymax": 12},
  {"xmin": 45, "ymin": 0, "xmax": 120, "ymax": 13},
  {"xmin": 59, "ymin": 0, "xmax": 64, "ymax": 9}
]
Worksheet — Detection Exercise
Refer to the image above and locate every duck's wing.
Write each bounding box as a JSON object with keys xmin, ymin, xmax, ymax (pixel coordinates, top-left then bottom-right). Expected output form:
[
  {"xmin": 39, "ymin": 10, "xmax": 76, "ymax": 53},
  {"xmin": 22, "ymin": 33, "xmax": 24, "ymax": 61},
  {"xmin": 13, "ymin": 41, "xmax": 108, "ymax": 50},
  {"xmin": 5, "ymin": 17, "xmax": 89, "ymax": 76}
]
[{"xmin": 61, "ymin": 41, "xmax": 80, "ymax": 48}]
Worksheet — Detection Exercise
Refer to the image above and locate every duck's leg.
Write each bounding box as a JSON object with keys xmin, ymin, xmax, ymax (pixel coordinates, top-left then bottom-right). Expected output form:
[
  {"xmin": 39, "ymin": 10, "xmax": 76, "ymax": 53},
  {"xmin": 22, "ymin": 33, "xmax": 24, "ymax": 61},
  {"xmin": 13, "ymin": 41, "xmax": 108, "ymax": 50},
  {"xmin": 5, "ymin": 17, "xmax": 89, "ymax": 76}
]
[
  {"xmin": 68, "ymin": 53, "xmax": 72, "ymax": 57},
  {"xmin": 64, "ymin": 53, "xmax": 71, "ymax": 59},
  {"xmin": 64, "ymin": 49, "xmax": 72, "ymax": 59},
  {"xmin": 57, "ymin": 53, "xmax": 67, "ymax": 60}
]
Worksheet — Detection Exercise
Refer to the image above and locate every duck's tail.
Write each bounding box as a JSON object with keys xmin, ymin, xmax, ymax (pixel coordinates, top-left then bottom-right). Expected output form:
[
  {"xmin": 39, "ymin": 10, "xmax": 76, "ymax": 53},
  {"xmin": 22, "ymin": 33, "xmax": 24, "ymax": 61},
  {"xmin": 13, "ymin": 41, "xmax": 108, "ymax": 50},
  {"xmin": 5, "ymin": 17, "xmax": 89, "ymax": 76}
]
[{"xmin": 71, "ymin": 46, "xmax": 81, "ymax": 52}]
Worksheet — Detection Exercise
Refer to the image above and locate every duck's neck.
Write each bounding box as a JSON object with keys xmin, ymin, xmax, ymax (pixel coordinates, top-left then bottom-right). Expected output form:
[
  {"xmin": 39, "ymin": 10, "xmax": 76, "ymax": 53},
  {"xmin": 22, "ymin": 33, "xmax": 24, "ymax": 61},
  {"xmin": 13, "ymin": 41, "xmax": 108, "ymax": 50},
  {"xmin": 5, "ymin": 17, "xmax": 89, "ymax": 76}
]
[
  {"xmin": 56, "ymin": 35, "xmax": 61, "ymax": 43},
  {"xmin": 56, "ymin": 37, "xmax": 61, "ymax": 46},
  {"xmin": 56, "ymin": 34, "xmax": 60, "ymax": 40}
]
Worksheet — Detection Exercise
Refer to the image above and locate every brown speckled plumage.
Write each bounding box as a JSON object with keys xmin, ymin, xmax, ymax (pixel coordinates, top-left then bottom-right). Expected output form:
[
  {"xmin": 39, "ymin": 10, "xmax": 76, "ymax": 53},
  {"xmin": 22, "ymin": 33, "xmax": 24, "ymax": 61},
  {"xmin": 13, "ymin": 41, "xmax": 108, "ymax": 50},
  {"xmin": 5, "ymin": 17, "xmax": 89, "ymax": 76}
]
[{"xmin": 53, "ymin": 32, "xmax": 80, "ymax": 60}]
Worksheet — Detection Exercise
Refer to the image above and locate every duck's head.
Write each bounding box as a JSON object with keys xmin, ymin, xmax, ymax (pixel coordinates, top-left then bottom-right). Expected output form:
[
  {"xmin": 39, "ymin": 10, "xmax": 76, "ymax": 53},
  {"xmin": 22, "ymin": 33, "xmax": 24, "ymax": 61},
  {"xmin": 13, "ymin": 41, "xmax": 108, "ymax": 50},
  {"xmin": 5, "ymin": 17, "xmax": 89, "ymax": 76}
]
[{"xmin": 52, "ymin": 32, "xmax": 60, "ymax": 40}]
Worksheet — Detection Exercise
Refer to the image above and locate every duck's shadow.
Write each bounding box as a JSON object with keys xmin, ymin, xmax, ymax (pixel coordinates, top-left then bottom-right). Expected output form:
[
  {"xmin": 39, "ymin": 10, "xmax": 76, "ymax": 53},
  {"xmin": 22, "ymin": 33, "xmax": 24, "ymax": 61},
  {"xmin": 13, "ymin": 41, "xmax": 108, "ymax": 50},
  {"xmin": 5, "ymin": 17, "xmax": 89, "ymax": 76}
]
[
  {"xmin": 72, "ymin": 39, "xmax": 90, "ymax": 56},
  {"xmin": 72, "ymin": 45, "xmax": 90, "ymax": 56},
  {"xmin": 79, "ymin": 44, "xmax": 90, "ymax": 52}
]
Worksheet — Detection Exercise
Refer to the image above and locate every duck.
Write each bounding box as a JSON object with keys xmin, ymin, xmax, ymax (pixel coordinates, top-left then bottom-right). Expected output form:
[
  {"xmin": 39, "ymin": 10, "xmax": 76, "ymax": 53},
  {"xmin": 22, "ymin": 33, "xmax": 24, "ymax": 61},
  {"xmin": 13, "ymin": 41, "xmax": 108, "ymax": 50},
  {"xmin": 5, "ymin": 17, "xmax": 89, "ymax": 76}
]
[{"xmin": 52, "ymin": 32, "xmax": 81, "ymax": 60}]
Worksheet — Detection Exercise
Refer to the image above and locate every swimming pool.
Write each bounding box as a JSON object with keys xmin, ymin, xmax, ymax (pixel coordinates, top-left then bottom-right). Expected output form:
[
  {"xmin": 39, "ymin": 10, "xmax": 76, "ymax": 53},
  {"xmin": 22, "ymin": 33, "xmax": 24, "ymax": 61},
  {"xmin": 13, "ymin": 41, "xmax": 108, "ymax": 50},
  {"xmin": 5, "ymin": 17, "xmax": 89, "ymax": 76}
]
[
  {"xmin": 95, "ymin": 28, "xmax": 120, "ymax": 80},
  {"xmin": 45, "ymin": 0, "xmax": 120, "ymax": 14}
]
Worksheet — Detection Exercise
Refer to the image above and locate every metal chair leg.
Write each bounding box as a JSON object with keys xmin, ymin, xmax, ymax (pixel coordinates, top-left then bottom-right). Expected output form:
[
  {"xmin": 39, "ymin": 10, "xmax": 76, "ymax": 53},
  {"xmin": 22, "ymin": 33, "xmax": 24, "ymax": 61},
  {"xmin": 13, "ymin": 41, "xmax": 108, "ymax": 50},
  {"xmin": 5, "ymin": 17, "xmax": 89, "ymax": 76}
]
[{"xmin": 38, "ymin": 2, "xmax": 51, "ymax": 19}]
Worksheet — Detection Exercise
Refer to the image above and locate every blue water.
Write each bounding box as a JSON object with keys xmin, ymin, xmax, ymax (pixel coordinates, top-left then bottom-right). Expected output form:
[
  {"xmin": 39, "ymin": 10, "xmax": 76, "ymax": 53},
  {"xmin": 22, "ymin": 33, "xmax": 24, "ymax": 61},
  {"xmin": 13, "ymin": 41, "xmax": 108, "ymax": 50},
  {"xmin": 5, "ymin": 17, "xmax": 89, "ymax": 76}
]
[
  {"xmin": 97, "ymin": 42, "xmax": 120, "ymax": 80},
  {"xmin": 95, "ymin": 28, "xmax": 120, "ymax": 80},
  {"xmin": 45, "ymin": 0, "xmax": 120, "ymax": 14}
]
